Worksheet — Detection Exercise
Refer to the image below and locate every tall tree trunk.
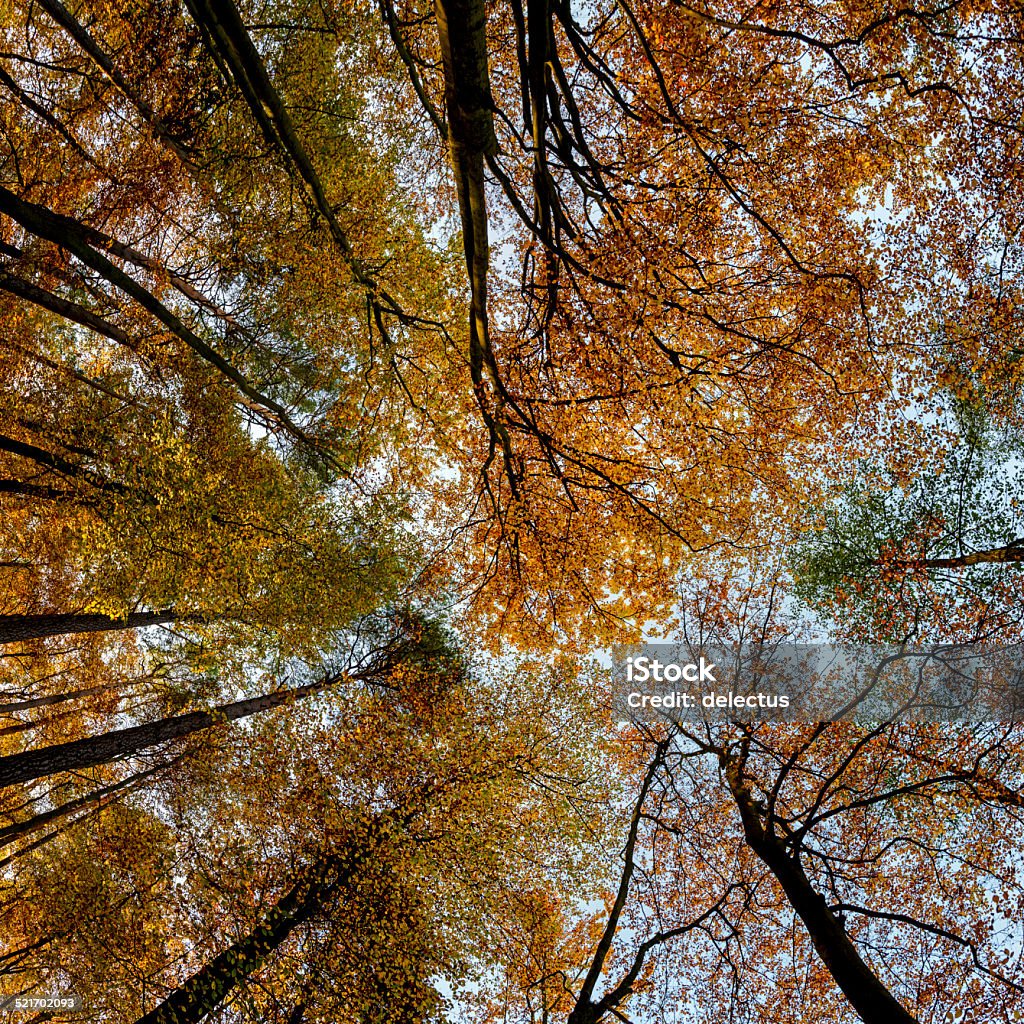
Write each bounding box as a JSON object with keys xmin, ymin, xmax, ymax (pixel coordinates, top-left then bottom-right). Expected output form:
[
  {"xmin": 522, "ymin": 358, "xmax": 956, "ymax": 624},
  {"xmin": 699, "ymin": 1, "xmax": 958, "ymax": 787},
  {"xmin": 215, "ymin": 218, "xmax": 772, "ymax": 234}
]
[
  {"xmin": 0, "ymin": 610, "xmax": 176, "ymax": 646},
  {"xmin": 0, "ymin": 479, "xmax": 75, "ymax": 500},
  {"xmin": 0, "ymin": 676, "xmax": 337, "ymax": 789},
  {"xmin": 0, "ymin": 758, "xmax": 177, "ymax": 852},
  {"xmin": 0, "ymin": 683, "xmax": 114, "ymax": 715},
  {"xmin": 0, "ymin": 431, "xmax": 95, "ymax": 482},
  {"xmin": 135, "ymin": 821, "xmax": 391, "ymax": 1024},
  {"xmin": 723, "ymin": 751, "xmax": 919, "ymax": 1024},
  {"xmin": 0, "ymin": 704, "xmax": 81, "ymax": 737},
  {"xmin": 0, "ymin": 826, "xmax": 61, "ymax": 871},
  {"xmin": 433, "ymin": 0, "xmax": 520, "ymax": 492},
  {"xmin": 0, "ymin": 186, "xmax": 310, "ymax": 446}
]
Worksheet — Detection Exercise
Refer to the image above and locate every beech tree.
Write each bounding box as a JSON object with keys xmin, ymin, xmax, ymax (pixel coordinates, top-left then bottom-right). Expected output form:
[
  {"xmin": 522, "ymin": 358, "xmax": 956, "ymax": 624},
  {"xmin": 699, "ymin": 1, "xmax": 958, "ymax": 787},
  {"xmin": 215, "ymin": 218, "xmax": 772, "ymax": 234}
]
[
  {"xmin": 5, "ymin": 0, "xmax": 1024, "ymax": 640},
  {"xmin": 456, "ymin": 565, "xmax": 1024, "ymax": 1024},
  {"xmin": 1, "ymin": 1, "xmax": 1024, "ymax": 1022},
  {"xmin": 473, "ymin": 706, "xmax": 1024, "ymax": 1023},
  {"xmin": 365, "ymin": 0, "xmax": 1024, "ymax": 640},
  {"xmin": 0, "ymin": 619, "xmax": 607, "ymax": 1024}
]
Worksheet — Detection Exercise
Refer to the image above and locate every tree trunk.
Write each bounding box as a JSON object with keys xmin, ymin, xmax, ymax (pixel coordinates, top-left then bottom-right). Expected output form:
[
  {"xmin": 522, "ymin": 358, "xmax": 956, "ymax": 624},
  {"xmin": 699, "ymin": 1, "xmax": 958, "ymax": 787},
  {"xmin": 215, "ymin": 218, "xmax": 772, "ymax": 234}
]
[
  {"xmin": 0, "ymin": 431, "xmax": 110, "ymax": 488},
  {"xmin": 0, "ymin": 676, "xmax": 337, "ymax": 789},
  {"xmin": 723, "ymin": 753, "xmax": 919, "ymax": 1024},
  {"xmin": 0, "ymin": 479, "xmax": 75, "ymax": 500},
  {"xmin": 0, "ymin": 759, "xmax": 175, "ymax": 852},
  {"xmin": 135, "ymin": 831, "xmax": 384, "ymax": 1024},
  {"xmin": 0, "ymin": 267, "xmax": 134, "ymax": 347},
  {"xmin": 0, "ymin": 683, "xmax": 113, "ymax": 715},
  {"xmin": 433, "ymin": 0, "xmax": 521, "ymax": 493},
  {"xmin": 0, "ymin": 185, "xmax": 309, "ymax": 446},
  {"xmin": 0, "ymin": 610, "xmax": 176, "ymax": 646}
]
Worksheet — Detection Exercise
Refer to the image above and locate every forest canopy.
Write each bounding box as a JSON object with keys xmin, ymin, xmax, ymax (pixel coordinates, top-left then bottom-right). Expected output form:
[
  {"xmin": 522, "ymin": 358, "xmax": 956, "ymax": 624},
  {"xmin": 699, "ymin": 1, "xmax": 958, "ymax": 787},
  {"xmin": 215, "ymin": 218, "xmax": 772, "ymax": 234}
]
[{"xmin": 1, "ymin": 0, "xmax": 1024, "ymax": 1022}]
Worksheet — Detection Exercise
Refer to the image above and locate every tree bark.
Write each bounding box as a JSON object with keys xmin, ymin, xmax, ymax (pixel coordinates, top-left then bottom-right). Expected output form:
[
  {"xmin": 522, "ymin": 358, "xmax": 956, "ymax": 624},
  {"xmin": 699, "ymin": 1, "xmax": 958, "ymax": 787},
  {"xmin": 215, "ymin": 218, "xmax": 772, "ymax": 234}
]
[
  {"xmin": 34, "ymin": 0, "xmax": 197, "ymax": 165},
  {"xmin": 0, "ymin": 676, "xmax": 337, "ymax": 789},
  {"xmin": 0, "ymin": 610, "xmax": 176, "ymax": 646},
  {"xmin": 183, "ymin": 0, "xmax": 400, "ymax": 321},
  {"xmin": 433, "ymin": 0, "xmax": 521, "ymax": 492},
  {"xmin": 0, "ymin": 759, "xmax": 173, "ymax": 851},
  {"xmin": 889, "ymin": 544, "xmax": 1024, "ymax": 569},
  {"xmin": 0, "ymin": 267, "xmax": 134, "ymax": 347},
  {"xmin": 723, "ymin": 752, "xmax": 919, "ymax": 1024},
  {"xmin": 0, "ymin": 186, "xmax": 307, "ymax": 445},
  {"xmin": 0, "ymin": 683, "xmax": 113, "ymax": 715},
  {"xmin": 135, "ymin": 819, "xmax": 393, "ymax": 1024},
  {"xmin": 0, "ymin": 430, "xmax": 122, "ymax": 494},
  {"xmin": 0, "ymin": 479, "xmax": 74, "ymax": 500}
]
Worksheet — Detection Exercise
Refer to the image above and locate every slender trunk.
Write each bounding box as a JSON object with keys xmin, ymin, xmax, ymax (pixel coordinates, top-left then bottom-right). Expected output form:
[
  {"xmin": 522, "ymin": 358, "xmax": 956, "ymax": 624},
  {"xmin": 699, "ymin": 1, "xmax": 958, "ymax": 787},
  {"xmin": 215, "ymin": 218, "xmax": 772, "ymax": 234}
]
[
  {"xmin": 0, "ymin": 684, "xmax": 113, "ymax": 715},
  {"xmin": 0, "ymin": 933, "xmax": 55, "ymax": 972},
  {"xmin": 0, "ymin": 185, "xmax": 308, "ymax": 446},
  {"xmin": 183, "ymin": 0, "xmax": 381, "ymax": 297},
  {"xmin": 0, "ymin": 704, "xmax": 83, "ymax": 737},
  {"xmin": 0, "ymin": 759, "xmax": 175, "ymax": 852},
  {"xmin": 0, "ymin": 610, "xmax": 176, "ymax": 646},
  {"xmin": 34, "ymin": 0, "xmax": 197, "ymax": 165},
  {"xmin": 0, "ymin": 267, "xmax": 133, "ymax": 347},
  {"xmin": 0, "ymin": 432, "xmax": 97, "ymax": 482},
  {"xmin": 723, "ymin": 754, "xmax": 919, "ymax": 1024},
  {"xmin": 0, "ymin": 676, "xmax": 337, "ymax": 789},
  {"xmin": 135, "ymin": 830, "xmax": 383, "ymax": 1024},
  {"xmin": 570, "ymin": 743, "xmax": 667, "ymax": 1022},
  {"xmin": 0, "ymin": 826, "xmax": 61, "ymax": 871}
]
